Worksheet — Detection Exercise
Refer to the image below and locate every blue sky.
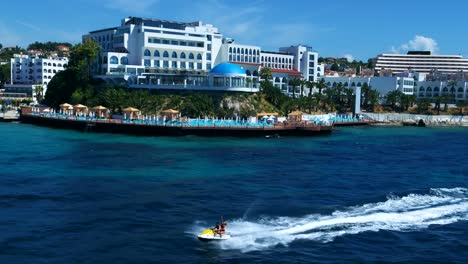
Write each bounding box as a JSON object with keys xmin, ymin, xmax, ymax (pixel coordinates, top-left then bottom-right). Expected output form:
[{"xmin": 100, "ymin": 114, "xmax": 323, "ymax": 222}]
[{"xmin": 1, "ymin": 0, "xmax": 466, "ymax": 61}]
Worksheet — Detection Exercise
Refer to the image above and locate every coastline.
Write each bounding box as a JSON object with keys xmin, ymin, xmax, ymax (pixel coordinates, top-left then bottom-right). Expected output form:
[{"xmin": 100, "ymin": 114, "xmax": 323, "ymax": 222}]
[{"xmin": 364, "ymin": 113, "xmax": 468, "ymax": 127}]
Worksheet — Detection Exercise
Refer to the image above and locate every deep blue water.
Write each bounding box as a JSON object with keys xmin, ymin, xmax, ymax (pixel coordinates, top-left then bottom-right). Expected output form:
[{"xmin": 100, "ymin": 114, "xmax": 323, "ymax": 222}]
[{"xmin": 0, "ymin": 122, "xmax": 467, "ymax": 263}]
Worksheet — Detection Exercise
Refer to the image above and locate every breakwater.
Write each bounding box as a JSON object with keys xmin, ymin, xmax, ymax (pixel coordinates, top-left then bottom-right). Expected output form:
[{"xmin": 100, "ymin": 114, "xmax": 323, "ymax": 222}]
[{"xmin": 364, "ymin": 113, "xmax": 468, "ymax": 126}]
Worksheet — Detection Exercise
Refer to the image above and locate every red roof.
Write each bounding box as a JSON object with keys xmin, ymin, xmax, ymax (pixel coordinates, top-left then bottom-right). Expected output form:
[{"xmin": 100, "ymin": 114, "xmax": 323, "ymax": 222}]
[
  {"xmin": 230, "ymin": 61, "xmax": 261, "ymax": 66},
  {"xmin": 271, "ymin": 69, "xmax": 303, "ymax": 76}
]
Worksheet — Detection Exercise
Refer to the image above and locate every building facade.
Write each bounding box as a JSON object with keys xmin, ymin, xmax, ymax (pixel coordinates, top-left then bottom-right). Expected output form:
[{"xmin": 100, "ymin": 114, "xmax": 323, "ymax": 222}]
[
  {"xmin": 323, "ymin": 76, "xmax": 416, "ymax": 99},
  {"xmin": 375, "ymin": 51, "xmax": 468, "ymax": 75},
  {"xmin": 83, "ymin": 17, "xmax": 322, "ymax": 95},
  {"xmin": 8, "ymin": 54, "xmax": 68, "ymax": 102},
  {"xmin": 416, "ymin": 81, "xmax": 468, "ymax": 101}
]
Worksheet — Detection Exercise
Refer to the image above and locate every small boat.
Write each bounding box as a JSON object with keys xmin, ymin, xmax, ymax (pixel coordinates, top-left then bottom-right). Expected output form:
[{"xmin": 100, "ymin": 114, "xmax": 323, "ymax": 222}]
[{"xmin": 197, "ymin": 229, "xmax": 231, "ymax": 241}]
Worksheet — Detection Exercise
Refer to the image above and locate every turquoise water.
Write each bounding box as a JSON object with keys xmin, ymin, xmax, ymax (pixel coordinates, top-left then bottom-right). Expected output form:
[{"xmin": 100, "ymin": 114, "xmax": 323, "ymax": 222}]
[{"xmin": 0, "ymin": 123, "xmax": 467, "ymax": 263}]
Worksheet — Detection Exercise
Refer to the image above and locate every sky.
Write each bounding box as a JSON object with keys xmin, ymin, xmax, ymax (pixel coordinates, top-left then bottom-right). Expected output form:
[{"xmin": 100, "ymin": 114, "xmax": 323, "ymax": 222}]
[{"xmin": 1, "ymin": 0, "xmax": 467, "ymax": 61}]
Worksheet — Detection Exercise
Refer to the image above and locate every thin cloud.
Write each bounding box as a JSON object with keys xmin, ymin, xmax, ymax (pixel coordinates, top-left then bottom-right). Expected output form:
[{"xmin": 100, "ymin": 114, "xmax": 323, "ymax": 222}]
[
  {"xmin": 16, "ymin": 20, "xmax": 41, "ymax": 31},
  {"xmin": 391, "ymin": 35, "xmax": 439, "ymax": 54}
]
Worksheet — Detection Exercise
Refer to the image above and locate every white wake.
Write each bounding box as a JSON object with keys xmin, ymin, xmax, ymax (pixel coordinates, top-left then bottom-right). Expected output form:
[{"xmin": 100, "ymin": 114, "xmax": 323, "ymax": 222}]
[{"xmin": 190, "ymin": 188, "xmax": 468, "ymax": 252}]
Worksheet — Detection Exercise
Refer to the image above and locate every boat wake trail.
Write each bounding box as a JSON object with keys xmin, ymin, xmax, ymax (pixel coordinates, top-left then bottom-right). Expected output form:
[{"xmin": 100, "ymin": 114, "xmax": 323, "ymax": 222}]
[{"xmin": 192, "ymin": 188, "xmax": 468, "ymax": 252}]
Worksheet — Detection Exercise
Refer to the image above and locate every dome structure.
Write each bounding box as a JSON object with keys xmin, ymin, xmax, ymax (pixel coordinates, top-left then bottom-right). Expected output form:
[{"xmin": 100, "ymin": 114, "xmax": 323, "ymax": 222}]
[{"xmin": 210, "ymin": 63, "xmax": 246, "ymax": 77}]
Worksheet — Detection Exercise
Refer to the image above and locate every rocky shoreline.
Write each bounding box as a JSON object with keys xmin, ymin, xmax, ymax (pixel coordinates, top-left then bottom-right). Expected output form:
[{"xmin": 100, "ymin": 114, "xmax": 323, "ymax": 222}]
[{"xmin": 364, "ymin": 113, "xmax": 468, "ymax": 127}]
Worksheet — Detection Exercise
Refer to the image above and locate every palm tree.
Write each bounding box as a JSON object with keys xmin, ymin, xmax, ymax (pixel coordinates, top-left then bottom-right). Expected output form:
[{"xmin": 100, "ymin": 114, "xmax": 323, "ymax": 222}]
[
  {"xmin": 299, "ymin": 79, "xmax": 307, "ymax": 97},
  {"xmin": 306, "ymin": 81, "xmax": 316, "ymax": 97},
  {"xmin": 433, "ymin": 96, "xmax": 442, "ymax": 115},
  {"xmin": 289, "ymin": 77, "xmax": 301, "ymax": 98},
  {"xmin": 386, "ymin": 90, "xmax": 403, "ymax": 112},
  {"xmin": 456, "ymin": 100, "xmax": 467, "ymax": 115},
  {"xmin": 259, "ymin": 67, "xmax": 272, "ymax": 81},
  {"xmin": 316, "ymin": 79, "xmax": 326, "ymax": 95},
  {"xmin": 33, "ymin": 84, "xmax": 44, "ymax": 103}
]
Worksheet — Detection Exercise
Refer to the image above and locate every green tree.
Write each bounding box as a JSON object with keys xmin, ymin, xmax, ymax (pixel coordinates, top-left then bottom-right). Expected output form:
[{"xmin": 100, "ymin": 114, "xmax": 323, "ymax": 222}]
[
  {"xmin": 433, "ymin": 96, "xmax": 442, "ymax": 115},
  {"xmin": 289, "ymin": 77, "xmax": 301, "ymax": 98},
  {"xmin": 456, "ymin": 100, "xmax": 467, "ymax": 115},
  {"xmin": 306, "ymin": 80, "xmax": 316, "ymax": 97},
  {"xmin": 316, "ymin": 79, "xmax": 326, "ymax": 95},
  {"xmin": 416, "ymin": 99, "xmax": 431, "ymax": 114},
  {"xmin": 68, "ymin": 38, "xmax": 101, "ymax": 81},
  {"xmin": 33, "ymin": 84, "xmax": 44, "ymax": 103},
  {"xmin": 43, "ymin": 70, "xmax": 79, "ymax": 107},
  {"xmin": 385, "ymin": 90, "xmax": 404, "ymax": 111},
  {"xmin": 0, "ymin": 43, "xmax": 3, "ymax": 50},
  {"xmin": 44, "ymin": 39, "xmax": 101, "ymax": 107},
  {"xmin": 0, "ymin": 64, "xmax": 10, "ymax": 85},
  {"xmin": 299, "ymin": 79, "xmax": 307, "ymax": 97},
  {"xmin": 259, "ymin": 67, "xmax": 272, "ymax": 81},
  {"xmin": 330, "ymin": 63, "xmax": 339, "ymax": 71}
]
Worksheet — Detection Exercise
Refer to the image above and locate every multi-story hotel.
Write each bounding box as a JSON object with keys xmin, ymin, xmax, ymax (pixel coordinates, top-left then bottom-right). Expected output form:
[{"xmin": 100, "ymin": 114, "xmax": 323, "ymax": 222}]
[
  {"xmin": 83, "ymin": 17, "xmax": 323, "ymax": 95},
  {"xmin": 4, "ymin": 54, "xmax": 69, "ymax": 102},
  {"xmin": 10, "ymin": 54, "xmax": 68, "ymax": 86},
  {"xmin": 375, "ymin": 51, "xmax": 468, "ymax": 75}
]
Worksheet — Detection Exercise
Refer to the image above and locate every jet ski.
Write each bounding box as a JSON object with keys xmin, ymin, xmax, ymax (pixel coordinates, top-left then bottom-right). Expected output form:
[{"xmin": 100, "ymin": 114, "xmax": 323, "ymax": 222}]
[{"xmin": 197, "ymin": 228, "xmax": 231, "ymax": 241}]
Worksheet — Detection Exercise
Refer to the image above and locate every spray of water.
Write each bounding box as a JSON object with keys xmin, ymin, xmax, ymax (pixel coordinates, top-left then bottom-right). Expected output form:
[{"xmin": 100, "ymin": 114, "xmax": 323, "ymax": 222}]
[{"xmin": 189, "ymin": 188, "xmax": 468, "ymax": 252}]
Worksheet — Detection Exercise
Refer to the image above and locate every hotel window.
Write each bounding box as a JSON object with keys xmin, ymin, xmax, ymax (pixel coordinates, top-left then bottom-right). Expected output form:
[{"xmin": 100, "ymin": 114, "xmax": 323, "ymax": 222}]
[
  {"xmin": 180, "ymin": 41, "xmax": 187, "ymax": 46},
  {"xmin": 163, "ymin": 61, "xmax": 169, "ymax": 68},
  {"xmin": 229, "ymin": 55, "xmax": 232, "ymax": 61},
  {"xmin": 163, "ymin": 51, "xmax": 169, "ymax": 58},
  {"xmin": 121, "ymin": 57, "xmax": 128, "ymax": 65},
  {"xmin": 154, "ymin": 60, "xmax": 160, "ymax": 67},
  {"xmin": 180, "ymin": 52, "xmax": 186, "ymax": 59},
  {"xmin": 197, "ymin": 54, "xmax": 202, "ymax": 60},
  {"xmin": 144, "ymin": 59, "xmax": 151, "ymax": 67},
  {"xmin": 207, "ymin": 63, "xmax": 211, "ymax": 70},
  {"xmin": 208, "ymin": 44, "xmax": 212, "ymax": 51},
  {"xmin": 189, "ymin": 62, "xmax": 194, "ymax": 69},
  {"xmin": 206, "ymin": 53, "xmax": 211, "ymax": 60},
  {"xmin": 309, "ymin": 54, "xmax": 315, "ymax": 60},
  {"xmin": 189, "ymin": 53, "xmax": 194, "ymax": 60},
  {"xmin": 110, "ymin": 56, "xmax": 119, "ymax": 64},
  {"xmin": 197, "ymin": 63, "xmax": 202, "ymax": 69},
  {"xmin": 154, "ymin": 50, "xmax": 160, "ymax": 57},
  {"xmin": 162, "ymin": 39, "xmax": 170, "ymax": 44},
  {"xmin": 181, "ymin": 62, "xmax": 186, "ymax": 69},
  {"xmin": 172, "ymin": 52, "xmax": 177, "ymax": 58},
  {"xmin": 171, "ymin": 40, "xmax": 178, "ymax": 45},
  {"xmin": 229, "ymin": 47, "xmax": 233, "ymax": 53},
  {"xmin": 144, "ymin": 50, "xmax": 151, "ymax": 56},
  {"xmin": 172, "ymin": 61, "xmax": 177, "ymax": 68}
]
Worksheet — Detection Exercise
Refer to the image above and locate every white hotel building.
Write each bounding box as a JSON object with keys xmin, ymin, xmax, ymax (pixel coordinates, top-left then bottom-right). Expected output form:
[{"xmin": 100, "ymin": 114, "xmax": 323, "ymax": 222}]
[
  {"xmin": 375, "ymin": 51, "xmax": 468, "ymax": 75},
  {"xmin": 83, "ymin": 17, "xmax": 323, "ymax": 94},
  {"xmin": 4, "ymin": 54, "xmax": 68, "ymax": 103}
]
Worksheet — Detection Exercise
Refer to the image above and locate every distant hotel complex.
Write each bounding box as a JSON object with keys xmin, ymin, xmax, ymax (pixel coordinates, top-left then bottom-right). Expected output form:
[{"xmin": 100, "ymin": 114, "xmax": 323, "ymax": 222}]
[
  {"xmin": 375, "ymin": 51, "xmax": 468, "ymax": 75},
  {"xmin": 82, "ymin": 17, "xmax": 323, "ymax": 94},
  {"xmin": 3, "ymin": 16, "xmax": 468, "ymax": 103}
]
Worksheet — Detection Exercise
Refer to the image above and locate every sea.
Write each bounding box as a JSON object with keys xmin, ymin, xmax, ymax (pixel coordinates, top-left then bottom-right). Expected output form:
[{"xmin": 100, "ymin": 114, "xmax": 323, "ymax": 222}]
[{"xmin": 0, "ymin": 122, "xmax": 467, "ymax": 263}]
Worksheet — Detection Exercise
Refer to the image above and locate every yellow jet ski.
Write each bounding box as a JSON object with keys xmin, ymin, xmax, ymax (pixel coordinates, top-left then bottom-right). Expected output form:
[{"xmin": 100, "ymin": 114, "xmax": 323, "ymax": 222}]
[{"xmin": 197, "ymin": 228, "xmax": 231, "ymax": 241}]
